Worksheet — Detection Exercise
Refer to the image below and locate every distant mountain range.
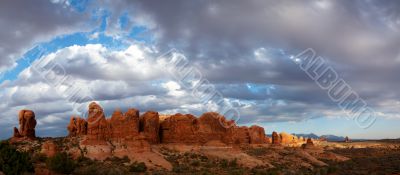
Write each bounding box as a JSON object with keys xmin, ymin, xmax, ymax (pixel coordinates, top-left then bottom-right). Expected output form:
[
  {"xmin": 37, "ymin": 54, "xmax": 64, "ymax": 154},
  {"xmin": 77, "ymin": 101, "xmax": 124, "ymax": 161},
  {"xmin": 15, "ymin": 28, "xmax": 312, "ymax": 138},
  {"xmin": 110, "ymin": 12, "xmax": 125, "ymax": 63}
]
[
  {"xmin": 293, "ymin": 133, "xmax": 345, "ymax": 142},
  {"xmin": 294, "ymin": 133, "xmax": 346, "ymax": 141},
  {"xmin": 293, "ymin": 133, "xmax": 319, "ymax": 139},
  {"xmin": 265, "ymin": 133, "xmax": 347, "ymax": 142}
]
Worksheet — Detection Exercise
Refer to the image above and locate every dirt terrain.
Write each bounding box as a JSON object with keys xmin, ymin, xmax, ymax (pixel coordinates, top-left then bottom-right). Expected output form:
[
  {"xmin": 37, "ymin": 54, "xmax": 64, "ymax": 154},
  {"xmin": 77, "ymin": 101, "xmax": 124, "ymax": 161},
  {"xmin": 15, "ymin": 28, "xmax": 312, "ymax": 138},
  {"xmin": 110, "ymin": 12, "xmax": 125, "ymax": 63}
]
[
  {"xmin": 2, "ymin": 105, "xmax": 400, "ymax": 175},
  {"xmin": 3, "ymin": 138, "xmax": 399, "ymax": 175}
]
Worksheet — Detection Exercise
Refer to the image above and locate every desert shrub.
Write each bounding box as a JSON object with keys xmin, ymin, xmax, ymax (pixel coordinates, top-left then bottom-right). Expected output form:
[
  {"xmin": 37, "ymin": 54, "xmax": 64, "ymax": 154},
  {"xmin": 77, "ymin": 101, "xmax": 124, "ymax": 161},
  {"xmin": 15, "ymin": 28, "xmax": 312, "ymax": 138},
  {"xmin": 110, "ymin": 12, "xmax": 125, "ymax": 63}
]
[
  {"xmin": 200, "ymin": 169, "xmax": 212, "ymax": 175},
  {"xmin": 32, "ymin": 152, "xmax": 47, "ymax": 163},
  {"xmin": 46, "ymin": 152, "xmax": 76, "ymax": 174},
  {"xmin": 204, "ymin": 161, "xmax": 215, "ymax": 168},
  {"xmin": 189, "ymin": 153, "xmax": 198, "ymax": 159},
  {"xmin": 166, "ymin": 153, "xmax": 180, "ymax": 162},
  {"xmin": 327, "ymin": 165, "xmax": 338, "ymax": 173},
  {"xmin": 247, "ymin": 147, "xmax": 268, "ymax": 156},
  {"xmin": 251, "ymin": 168, "xmax": 269, "ymax": 175},
  {"xmin": 74, "ymin": 163, "xmax": 128, "ymax": 175},
  {"xmin": 77, "ymin": 155, "xmax": 95, "ymax": 165},
  {"xmin": 173, "ymin": 164, "xmax": 190, "ymax": 173},
  {"xmin": 220, "ymin": 159, "xmax": 229, "ymax": 168},
  {"xmin": 190, "ymin": 159, "xmax": 201, "ymax": 166},
  {"xmin": 184, "ymin": 152, "xmax": 190, "ymax": 157},
  {"xmin": 105, "ymin": 156, "xmax": 130, "ymax": 164},
  {"xmin": 150, "ymin": 170, "xmax": 166, "ymax": 175},
  {"xmin": 228, "ymin": 168, "xmax": 245, "ymax": 175},
  {"xmin": 200, "ymin": 155, "xmax": 209, "ymax": 161},
  {"xmin": 219, "ymin": 159, "xmax": 239, "ymax": 168},
  {"xmin": 229, "ymin": 158, "xmax": 238, "ymax": 167},
  {"xmin": 0, "ymin": 141, "xmax": 34, "ymax": 175},
  {"xmin": 129, "ymin": 161, "xmax": 147, "ymax": 172},
  {"xmin": 251, "ymin": 167, "xmax": 282, "ymax": 175}
]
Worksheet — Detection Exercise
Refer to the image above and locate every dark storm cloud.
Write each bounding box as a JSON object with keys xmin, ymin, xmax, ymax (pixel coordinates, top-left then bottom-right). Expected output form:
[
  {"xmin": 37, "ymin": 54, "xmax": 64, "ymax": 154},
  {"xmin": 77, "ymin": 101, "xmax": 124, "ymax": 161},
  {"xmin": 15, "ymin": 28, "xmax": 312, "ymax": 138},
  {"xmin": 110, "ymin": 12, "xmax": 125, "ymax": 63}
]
[
  {"xmin": 1, "ymin": 0, "xmax": 400, "ymax": 139},
  {"xmin": 112, "ymin": 0, "xmax": 400, "ymax": 117}
]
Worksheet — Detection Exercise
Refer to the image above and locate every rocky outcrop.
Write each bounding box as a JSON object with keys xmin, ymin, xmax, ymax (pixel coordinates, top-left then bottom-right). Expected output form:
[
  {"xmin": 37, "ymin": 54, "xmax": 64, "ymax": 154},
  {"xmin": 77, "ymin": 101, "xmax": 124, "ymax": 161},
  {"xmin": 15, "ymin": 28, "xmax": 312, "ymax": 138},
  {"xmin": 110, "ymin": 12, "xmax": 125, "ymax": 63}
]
[
  {"xmin": 86, "ymin": 102, "xmax": 109, "ymax": 142},
  {"xmin": 109, "ymin": 108, "xmax": 140, "ymax": 141},
  {"xmin": 272, "ymin": 131, "xmax": 280, "ymax": 144},
  {"xmin": 66, "ymin": 103, "xmax": 269, "ymax": 146},
  {"xmin": 302, "ymin": 138, "xmax": 315, "ymax": 149},
  {"xmin": 160, "ymin": 112, "xmax": 270, "ymax": 145},
  {"xmin": 226, "ymin": 126, "xmax": 250, "ymax": 144},
  {"xmin": 67, "ymin": 117, "xmax": 87, "ymax": 137},
  {"xmin": 7, "ymin": 102, "xmax": 273, "ymax": 162},
  {"xmin": 159, "ymin": 113, "xmax": 268, "ymax": 145},
  {"xmin": 159, "ymin": 113, "xmax": 198, "ymax": 143},
  {"xmin": 280, "ymin": 132, "xmax": 296, "ymax": 144},
  {"xmin": 264, "ymin": 137, "xmax": 272, "ymax": 144},
  {"xmin": 13, "ymin": 110, "xmax": 37, "ymax": 139},
  {"xmin": 41, "ymin": 141, "xmax": 58, "ymax": 157},
  {"xmin": 13, "ymin": 127, "xmax": 21, "ymax": 138},
  {"xmin": 140, "ymin": 111, "xmax": 160, "ymax": 144},
  {"xmin": 307, "ymin": 138, "xmax": 314, "ymax": 145},
  {"xmin": 196, "ymin": 112, "xmax": 228, "ymax": 143},
  {"xmin": 344, "ymin": 136, "xmax": 351, "ymax": 143},
  {"xmin": 248, "ymin": 125, "xmax": 266, "ymax": 144}
]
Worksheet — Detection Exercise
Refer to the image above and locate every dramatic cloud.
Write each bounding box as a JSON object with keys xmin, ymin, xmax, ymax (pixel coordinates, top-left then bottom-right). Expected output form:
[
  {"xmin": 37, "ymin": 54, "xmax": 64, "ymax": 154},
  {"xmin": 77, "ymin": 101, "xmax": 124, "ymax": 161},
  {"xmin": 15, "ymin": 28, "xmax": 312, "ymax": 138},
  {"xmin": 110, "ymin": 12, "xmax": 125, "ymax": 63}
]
[
  {"xmin": 1, "ymin": 0, "xmax": 400, "ymax": 139},
  {"xmin": 119, "ymin": 0, "xmax": 400, "ymax": 120}
]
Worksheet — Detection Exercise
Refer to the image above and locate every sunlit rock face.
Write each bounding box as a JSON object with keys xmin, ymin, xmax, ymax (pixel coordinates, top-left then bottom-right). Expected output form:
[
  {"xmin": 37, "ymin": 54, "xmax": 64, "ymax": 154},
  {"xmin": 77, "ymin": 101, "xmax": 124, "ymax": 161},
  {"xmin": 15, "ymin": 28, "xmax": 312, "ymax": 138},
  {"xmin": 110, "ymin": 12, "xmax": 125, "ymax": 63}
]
[
  {"xmin": 159, "ymin": 112, "xmax": 269, "ymax": 145},
  {"xmin": 9, "ymin": 102, "xmax": 271, "ymax": 162},
  {"xmin": 249, "ymin": 125, "xmax": 266, "ymax": 144},
  {"xmin": 69, "ymin": 102, "xmax": 269, "ymax": 147}
]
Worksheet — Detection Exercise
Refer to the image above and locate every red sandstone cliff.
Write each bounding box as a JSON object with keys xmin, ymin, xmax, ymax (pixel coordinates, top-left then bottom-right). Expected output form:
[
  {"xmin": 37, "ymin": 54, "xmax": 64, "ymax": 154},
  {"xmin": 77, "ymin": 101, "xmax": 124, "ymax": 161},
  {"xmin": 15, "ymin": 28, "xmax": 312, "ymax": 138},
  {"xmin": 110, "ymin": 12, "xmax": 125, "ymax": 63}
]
[{"xmin": 65, "ymin": 102, "xmax": 269, "ymax": 146}]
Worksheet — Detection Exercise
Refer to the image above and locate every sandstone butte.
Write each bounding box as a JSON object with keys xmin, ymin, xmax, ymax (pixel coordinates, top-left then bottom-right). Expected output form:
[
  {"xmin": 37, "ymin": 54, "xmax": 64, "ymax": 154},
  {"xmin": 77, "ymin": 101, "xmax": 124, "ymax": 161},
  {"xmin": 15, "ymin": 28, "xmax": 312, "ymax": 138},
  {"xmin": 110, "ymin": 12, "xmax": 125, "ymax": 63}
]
[
  {"xmin": 67, "ymin": 102, "xmax": 270, "ymax": 146},
  {"xmin": 11, "ymin": 110, "xmax": 37, "ymax": 141},
  {"xmin": 10, "ymin": 102, "xmax": 315, "ymax": 164}
]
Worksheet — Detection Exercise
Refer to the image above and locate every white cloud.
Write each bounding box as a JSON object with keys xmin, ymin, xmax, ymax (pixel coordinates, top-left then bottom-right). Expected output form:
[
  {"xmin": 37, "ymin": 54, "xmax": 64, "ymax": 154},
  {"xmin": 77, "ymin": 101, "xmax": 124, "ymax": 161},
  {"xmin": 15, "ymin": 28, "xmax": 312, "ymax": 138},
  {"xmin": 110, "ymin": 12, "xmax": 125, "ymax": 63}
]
[
  {"xmin": 162, "ymin": 81, "xmax": 185, "ymax": 97},
  {"xmin": 0, "ymin": 0, "xmax": 91, "ymax": 72}
]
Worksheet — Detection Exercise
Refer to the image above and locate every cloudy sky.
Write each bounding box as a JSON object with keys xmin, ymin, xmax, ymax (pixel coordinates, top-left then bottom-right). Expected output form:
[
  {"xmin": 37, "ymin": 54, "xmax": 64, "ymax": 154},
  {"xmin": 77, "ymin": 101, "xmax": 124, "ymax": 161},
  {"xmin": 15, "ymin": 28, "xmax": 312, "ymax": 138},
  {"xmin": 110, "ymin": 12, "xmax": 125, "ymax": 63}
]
[{"xmin": 1, "ymin": 0, "xmax": 400, "ymax": 139}]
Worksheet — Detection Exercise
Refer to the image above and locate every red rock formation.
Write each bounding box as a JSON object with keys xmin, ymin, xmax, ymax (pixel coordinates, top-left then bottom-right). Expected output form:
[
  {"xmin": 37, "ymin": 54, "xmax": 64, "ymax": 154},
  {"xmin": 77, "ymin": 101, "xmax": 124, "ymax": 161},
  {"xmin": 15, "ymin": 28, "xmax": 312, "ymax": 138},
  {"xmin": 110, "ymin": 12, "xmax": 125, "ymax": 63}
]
[
  {"xmin": 13, "ymin": 110, "xmax": 36, "ymax": 139},
  {"xmin": 306, "ymin": 138, "xmax": 314, "ymax": 145},
  {"xmin": 344, "ymin": 136, "xmax": 351, "ymax": 143},
  {"xmin": 280, "ymin": 132, "xmax": 296, "ymax": 144},
  {"xmin": 196, "ymin": 112, "xmax": 228, "ymax": 143},
  {"xmin": 41, "ymin": 141, "xmax": 58, "ymax": 157},
  {"xmin": 13, "ymin": 127, "xmax": 21, "ymax": 138},
  {"xmin": 140, "ymin": 111, "xmax": 160, "ymax": 144},
  {"xmin": 272, "ymin": 131, "xmax": 280, "ymax": 144},
  {"xmin": 225, "ymin": 126, "xmax": 250, "ymax": 144},
  {"xmin": 264, "ymin": 137, "xmax": 272, "ymax": 144},
  {"xmin": 109, "ymin": 108, "xmax": 140, "ymax": 141},
  {"xmin": 160, "ymin": 113, "xmax": 198, "ymax": 143},
  {"xmin": 160, "ymin": 112, "xmax": 268, "ymax": 145},
  {"xmin": 67, "ymin": 117, "xmax": 87, "ymax": 136},
  {"xmin": 302, "ymin": 138, "xmax": 315, "ymax": 149},
  {"xmin": 248, "ymin": 125, "xmax": 266, "ymax": 144},
  {"xmin": 66, "ymin": 102, "xmax": 270, "ymax": 147},
  {"xmin": 86, "ymin": 102, "xmax": 109, "ymax": 142}
]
